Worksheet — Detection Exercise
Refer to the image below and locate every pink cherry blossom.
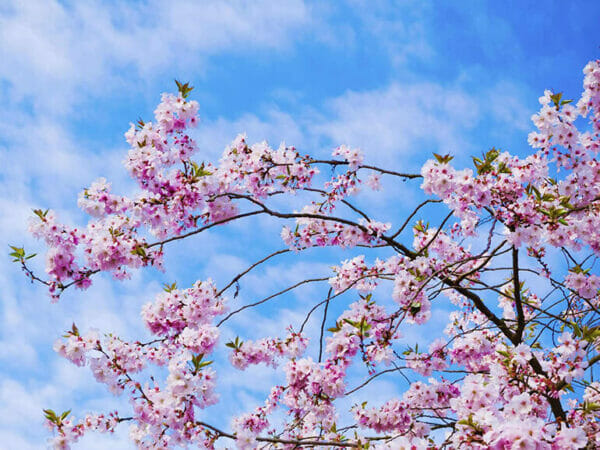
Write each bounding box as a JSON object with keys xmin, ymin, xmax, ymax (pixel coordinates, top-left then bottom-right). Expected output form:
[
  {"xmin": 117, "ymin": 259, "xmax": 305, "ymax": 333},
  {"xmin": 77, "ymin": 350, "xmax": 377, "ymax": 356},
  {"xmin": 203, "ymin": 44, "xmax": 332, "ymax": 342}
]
[{"xmin": 15, "ymin": 61, "xmax": 600, "ymax": 449}]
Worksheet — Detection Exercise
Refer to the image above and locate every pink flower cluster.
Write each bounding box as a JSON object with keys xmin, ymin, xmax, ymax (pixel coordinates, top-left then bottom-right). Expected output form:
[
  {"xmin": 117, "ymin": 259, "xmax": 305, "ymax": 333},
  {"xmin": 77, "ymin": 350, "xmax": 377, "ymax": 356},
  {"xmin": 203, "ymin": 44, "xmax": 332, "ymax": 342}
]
[
  {"xmin": 328, "ymin": 255, "xmax": 389, "ymax": 293},
  {"xmin": 29, "ymin": 90, "xmax": 326, "ymax": 298},
  {"xmin": 229, "ymin": 330, "xmax": 308, "ymax": 370},
  {"xmin": 280, "ymin": 205, "xmax": 390, "ymax": 250},
  {"xmin": 141, "ymin": 280, "xmax": 226, "ymax": 336},
  {"xmin": 23, "ymin": 61, "xmax": 600, "ymax": 448},
  {"xmin": 326, "ymin": 296, "xmax": 397, "ymax": 368},
  {"xmin": 46, "ymin": 413, "xmax": 119, "ymax": 450},
  {"xmin": 405, "ymin": 338, "xmax": 448, "ymax": 376},
  {"xmin": 231, "ymin": 386, "xmax": 284, "ymax": 449},
  {"xmin": 565, "ymin": 271, "xmax": 600, "ymax": 299},
  {"xmin": 281, "ymin": 357, "xmax": 345, "ymax": 432},
  {"xmin": 49, "ymin": 278, "xmax": 228, "ymax": 447},
  {"xmin": 392, "ymin": 257, "xmax": 433, "ymax": 324},
  {"xmin": 332, "ymin": 144, "xmax": 364, "ymax": 170},
  {"xmin": 353, "ymin": 399, "xmax": 413, "ymax": 434}
]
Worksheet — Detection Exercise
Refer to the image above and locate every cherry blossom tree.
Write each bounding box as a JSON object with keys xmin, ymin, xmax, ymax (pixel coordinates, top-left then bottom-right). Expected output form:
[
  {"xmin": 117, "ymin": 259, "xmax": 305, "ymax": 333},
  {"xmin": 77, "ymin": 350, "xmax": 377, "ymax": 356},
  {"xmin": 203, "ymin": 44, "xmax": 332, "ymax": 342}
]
[{"xmin": 12, "ymin": 61, "xmax": 600, "ymax": 449}]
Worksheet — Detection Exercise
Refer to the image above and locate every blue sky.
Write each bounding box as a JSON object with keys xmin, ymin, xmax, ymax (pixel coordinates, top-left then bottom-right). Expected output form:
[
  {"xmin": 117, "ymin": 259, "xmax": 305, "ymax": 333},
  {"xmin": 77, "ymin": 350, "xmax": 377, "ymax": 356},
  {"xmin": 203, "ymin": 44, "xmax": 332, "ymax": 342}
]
[{"xmin": 1, "ymin": 1, "xmax": 600, "ymax": 448}]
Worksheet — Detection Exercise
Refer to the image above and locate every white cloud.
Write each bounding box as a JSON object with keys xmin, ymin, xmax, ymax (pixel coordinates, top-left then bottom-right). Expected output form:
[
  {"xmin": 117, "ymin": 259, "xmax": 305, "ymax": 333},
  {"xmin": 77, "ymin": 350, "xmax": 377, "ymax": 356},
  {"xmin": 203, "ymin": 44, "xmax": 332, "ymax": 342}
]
[
  {"xmin": 0, "ymin": 0, "xmax": 313, "ymax": 114},
  {"xmin": 314, "ymin": 82, "xmax": 481, "ymax": 166},
  {"xmin": 0, "ymin": 368, "xmax": 135, "ymax": 449},
  {"xmin": 485, "ymin": 80, "xmax": 533, "ymax": 133},
  {"xmin": 343, "ymin": 0, "xmax": 435, "ymax": 66}
]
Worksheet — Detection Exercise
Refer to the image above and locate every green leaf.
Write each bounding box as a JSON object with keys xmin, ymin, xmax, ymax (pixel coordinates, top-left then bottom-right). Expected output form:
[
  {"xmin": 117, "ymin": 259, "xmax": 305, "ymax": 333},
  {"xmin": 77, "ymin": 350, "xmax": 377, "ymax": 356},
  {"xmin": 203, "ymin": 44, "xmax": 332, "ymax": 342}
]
[
  {"xmin": 550, "ymin": 92, "xmax": 563, "ymax": 108},
  {"xmin": 190, "ymin": 161, "xmax": 212, "ymax": 178},
  {"xmin": 163, "ymin": 282, "xmax": 177, "ymax": 293},
  {"xmin": 541, "ymin": 193, "xmax": 555, "ymax": 202},
  {"xmin": 413, "ymin": 220, "xmax": 429, "ymax": 234},
  {"xmin": 409, "ymin": 301, "xmax": 422, "ymax": 315},
  {"xmin": 589, "ymin": 327, "xmax": 600, "ymax": 340},
  {"xmin": 584, "ymin": 402, "xmax": 600, "ymax": 412},
  {"xmin": 343, "ymin": 318, "xmax": 359, "ymax": 328},
  {"xmin": 433, "ymin": 153, "xmax": 454, "ymax": 164},
  {"xmin": 190, "ymin": 353, "xmax": 213, "ymax": 372},
  {"xmin": 485, "ymin": 147, "xmax": 500, "ymax": 162},
  {"xmin": 559, "ymin": 196, "xmax": 574, "ymax": 209},
  {"xmin": 32, "ymin": 209, "xmax": 49, "ymax": 220},
  {"xmin": 496, "ymin": 350, "xmax": 511, "ymax": 358},
  {"xmin": 43, "ymin": 409, "xmax": 58, "ymax": 423},
  {"xmin": 569, "ymin": 265, "xmax": 584, "ymax": 274},
  {"xmin": 226, "ymin": 337, "xmax": 243, "ymax": 350},
  {"xmin": 327, "ymin": 322, "xmax": 342, "ymax": 333},
  {"xmin": 8, "ymin": 245, "xmax": 26, "ymax": 261},
  {"xmin": 131, "ymin": 245, "xmax": 147, "ymax": 258},
  {"xmin": 175, "ymin": 80, "xmax": 194, "ymax": 99},
  {"xmin": 497, "ymin": 161, "xmax": 511, "ymax": 174}
]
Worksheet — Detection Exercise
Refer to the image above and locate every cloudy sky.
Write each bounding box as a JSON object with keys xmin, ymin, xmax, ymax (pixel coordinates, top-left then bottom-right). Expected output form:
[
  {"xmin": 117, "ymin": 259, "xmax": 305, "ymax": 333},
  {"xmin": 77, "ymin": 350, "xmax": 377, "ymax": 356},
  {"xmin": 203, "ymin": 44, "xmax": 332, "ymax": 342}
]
[{"xmin": 1, "ymin": 1, "xmax": 599, "ymax": 448}]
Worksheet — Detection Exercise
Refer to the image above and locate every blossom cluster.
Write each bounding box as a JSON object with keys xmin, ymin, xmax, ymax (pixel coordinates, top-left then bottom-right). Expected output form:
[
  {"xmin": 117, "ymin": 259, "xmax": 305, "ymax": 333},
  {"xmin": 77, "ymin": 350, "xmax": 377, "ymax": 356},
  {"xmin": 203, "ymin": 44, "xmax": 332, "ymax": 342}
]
[
  {"xmin": 18, "ymin": 60, "xmax": 600, "ymax": 449},
  {"xmin": 49, "ymin": 280, "xmax": 227, "ymax": 448},
  {"xmin": 228, "ymin": 330, "xmax": 308, "ymax": 369}
]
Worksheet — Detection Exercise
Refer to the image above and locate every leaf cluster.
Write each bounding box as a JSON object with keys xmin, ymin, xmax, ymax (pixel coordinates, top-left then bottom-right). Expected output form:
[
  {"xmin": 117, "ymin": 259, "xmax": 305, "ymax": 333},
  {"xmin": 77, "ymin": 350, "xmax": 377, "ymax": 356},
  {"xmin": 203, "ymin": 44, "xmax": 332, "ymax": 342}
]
[{"xmin": 175, "ymin": 80, "xmax": 194, "ymax": 99}]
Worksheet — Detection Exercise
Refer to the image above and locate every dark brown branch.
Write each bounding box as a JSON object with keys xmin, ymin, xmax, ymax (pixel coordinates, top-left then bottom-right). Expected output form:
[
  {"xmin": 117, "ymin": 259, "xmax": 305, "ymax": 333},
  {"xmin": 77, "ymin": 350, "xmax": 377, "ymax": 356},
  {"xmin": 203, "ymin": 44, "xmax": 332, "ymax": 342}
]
[
  {"xmin": 216, "ymin": 277, "xmax": 329, "ymax": 327},
  {"xmin": 512, "ymin": 248, "xmax": 526, "ymax": 342},
  {"xmin": 195, "ymin": 420, "xmax": 389, "ymax": 447},
  {"xmin": 309, "ymin": 159, "xmax": 422, "ymax": 179},
  {"xmin": 217, "ymin": 248, "xmax": 290, "ymax": 298},
  {"xmin": 302, "ymin": 187, "xmax": 371, "ymax": 221},
  {"xmin": 390, "ymin": 199, "xmax": 442, "ymax": 239},
  {"xmin": 415, "ymin": 211, "xmax": 453, "ymax": 257},
  {"xmin": 318, "ymin": 288, "xmax": 332, "ymax": 363},
  {"xmin": 147, "ymin": 210, "xmax": 264, "ymax": 248}
]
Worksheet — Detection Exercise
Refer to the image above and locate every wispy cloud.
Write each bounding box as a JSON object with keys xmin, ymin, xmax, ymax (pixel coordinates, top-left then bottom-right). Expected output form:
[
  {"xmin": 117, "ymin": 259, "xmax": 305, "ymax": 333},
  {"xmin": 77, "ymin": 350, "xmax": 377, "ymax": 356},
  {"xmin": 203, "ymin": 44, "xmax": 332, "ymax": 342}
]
[
  {"xmin": 314, "ymin": 82, "xmax": 481, "ymax": 164},
  {"xmin": 0, "ymin": 0, "xmax": 313, "ymax": 114},
  {"xmin": 342, "ymin": 0, "xmax": 435, "ymax": 66}
]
